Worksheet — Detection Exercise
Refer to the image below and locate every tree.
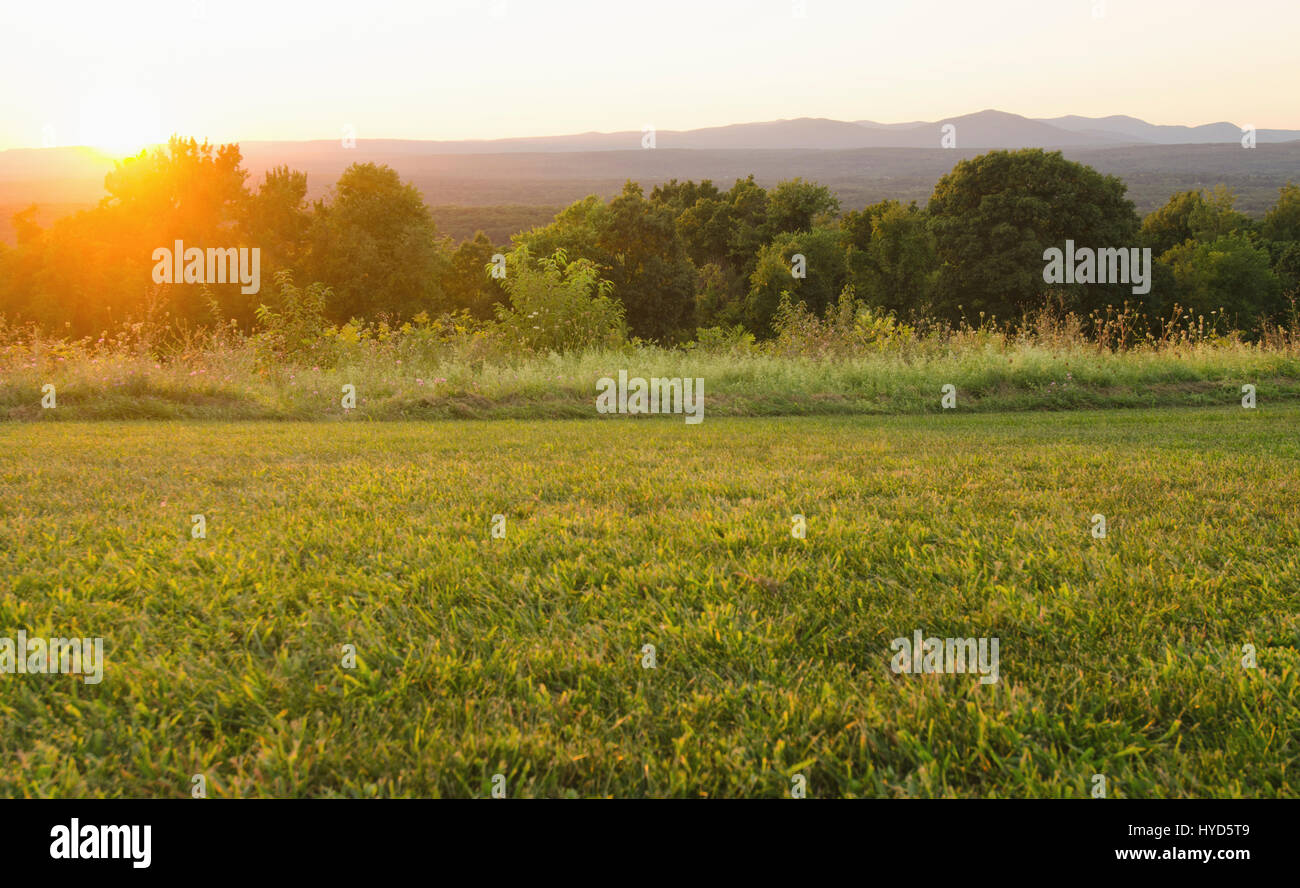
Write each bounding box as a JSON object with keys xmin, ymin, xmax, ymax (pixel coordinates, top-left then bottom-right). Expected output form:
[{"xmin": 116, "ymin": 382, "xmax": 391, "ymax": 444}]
[
  {"xmin": 599, "ymin": 182, "xmax": 696, "ymax": 340},
  {"xmin": 238, "ymin": 165, "xmax": 310, "ymax": 324},
  {"xmin": 1261, "ymin": 182, "xmax": 1300, "ymax": 244},
  {"xmin": 652, "ymin": 176, "xmax": 773, "ymax": 332},
  {"xmin": 517, "ymin": 194, "xmax": 603, "ymax": 259},
  {"xmin": 745, "ymin": 228, "xmax": 847, "ymax": 335},
  {"xmin": 650, "ymin": 178, "xmax": 723, "ymax": 214},
  {"xmin": 1257, "ymin": 183, "xmax": 1300, "ymax": 299},
  {"xmin": 516, "ymin": 183, "xmax": 695, "ymax": 342},
  {"xmin": 928, "ymin": 149, "xmax": 1139, "ymax": 321},
  {"xmin": 0, "ymin": 206, "xmax": 48, "ymax": 323},
  {"xmin": 440, "ymin": 232, "xmax": 507, "ymax": 319},
  {"xmin": 1161, "ymin": 233, "xmax": 1283, "ymax": 325},
  {"xmin": 1141, "ymin": 190, "xmax": 1205, "ymax": 256},
  {"xmin": 1264, "ymin": 240, "xmax": 1300, "ymax": 298},
  {"xmin": 0, "ymin": 138, "xmax": 253, "ymax": 332},
  {"xmin": 304, "ymin": 163, "xmax": 449, "ymax": 321},
  {"xmin": 1141, "ymin": 187, "xmax": 1253, "ymax": 256},
  {"xmin": 842, "ymin": 200, "xmax": 937, "ymax": 316},
  {"xmin": 693, "ymin": 261, "xmax": 743, "ymax": 328},
  {"xmin": 102, "ymin": 137, "xmax": 249, "ymax": 245},
  {"xmin": 725, "ymin": 175, "xmax": 771, "ymax": 271},
  {"xmin": 766, "ymin": 178, "xmax": 840, "ymax": 235},
  {"xmin": 675, "ymin": 194, "xmax": 737, "ymax": 269},
  {"xmin": 1186, "ymin": 186, "xmax": 1254, "ymax": 241}
]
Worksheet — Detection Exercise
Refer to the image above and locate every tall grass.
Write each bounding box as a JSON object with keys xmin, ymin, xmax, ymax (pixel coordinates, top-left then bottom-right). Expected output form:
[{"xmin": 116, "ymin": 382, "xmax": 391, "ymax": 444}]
[{"xmin": 3, "ymin": 302, "xmax": 1299, "ymax": 420}]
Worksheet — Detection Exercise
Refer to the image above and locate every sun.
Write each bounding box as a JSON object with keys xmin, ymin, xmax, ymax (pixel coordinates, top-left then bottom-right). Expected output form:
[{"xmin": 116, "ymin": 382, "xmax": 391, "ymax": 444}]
[{"xmin": 76, "ymin": 85, "xmax": 164, "ymax": 157}]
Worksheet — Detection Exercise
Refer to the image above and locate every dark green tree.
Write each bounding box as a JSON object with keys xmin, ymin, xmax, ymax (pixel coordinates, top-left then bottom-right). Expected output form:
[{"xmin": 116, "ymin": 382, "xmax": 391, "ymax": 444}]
[
  {"xmin": 516, "ymin": 183, "xmax": 695, "ymax": 341},
  {"xmin": 1161, "ymin": 233, "xmax": 1283, "ymax": 324},
  {"xmin": 928, "ymin": 149, "xmax": 1139, "ymax": 321},
  {"xmin": 440, "ymin": 231, "xmax": 507, "ymax": 319},
  {"xmin": 304, "ymin": 163, "xmax": 449, "ymax": 321},
  {"xmin": 1261, "ymin": 182, "xmax": 1300, "ymax": 243},
  {"xmin": 842, "ymin": 200, "xmax": 937, "ymax": 316},
  {"xmin": 746, "ymin": 227, "xmax": 847, "ymax": 334}
]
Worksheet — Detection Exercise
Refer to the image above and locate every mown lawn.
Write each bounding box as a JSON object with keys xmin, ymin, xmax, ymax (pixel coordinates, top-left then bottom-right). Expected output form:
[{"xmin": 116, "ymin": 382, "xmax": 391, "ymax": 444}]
[{"xmin": 0, "ymin": 408, "xmax": 1297, "ymax": 797}]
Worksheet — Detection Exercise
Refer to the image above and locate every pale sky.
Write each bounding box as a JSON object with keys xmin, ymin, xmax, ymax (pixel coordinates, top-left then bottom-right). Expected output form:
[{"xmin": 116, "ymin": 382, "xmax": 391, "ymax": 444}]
[{"xmin": 2, "ymin": 0, "xmax": 1297, "ymax": 152}]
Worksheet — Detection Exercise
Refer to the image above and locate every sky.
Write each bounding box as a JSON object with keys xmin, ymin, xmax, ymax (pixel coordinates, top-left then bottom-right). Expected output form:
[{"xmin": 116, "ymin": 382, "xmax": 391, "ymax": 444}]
[{"xmin": 2, "ymin": 0, "xmax": 1298, "ymax": 152}]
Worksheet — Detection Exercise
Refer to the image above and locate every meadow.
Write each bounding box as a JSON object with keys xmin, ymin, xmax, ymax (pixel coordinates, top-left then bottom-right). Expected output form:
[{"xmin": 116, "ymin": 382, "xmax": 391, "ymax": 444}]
[
  {"xmin": 1, "ymin": 407, "xmax": 1296, "ymax": 797},
  {"xmin": 4, "ymin": 315, "xmax": 1300, "ymax": 421}
]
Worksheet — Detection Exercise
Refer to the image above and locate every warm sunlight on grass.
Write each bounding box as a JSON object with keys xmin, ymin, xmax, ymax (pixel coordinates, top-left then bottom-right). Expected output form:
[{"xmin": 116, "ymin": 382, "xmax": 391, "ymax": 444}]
[{"xmin": 2, "ymin": 410, "xmax": 1297, "ymax": 797}]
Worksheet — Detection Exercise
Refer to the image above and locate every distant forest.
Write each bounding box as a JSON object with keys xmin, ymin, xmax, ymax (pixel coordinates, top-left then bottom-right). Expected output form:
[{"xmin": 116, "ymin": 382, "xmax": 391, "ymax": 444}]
[{"xmin": 1, "ymin": 137, "xmax": 1297, "ymax": 342}]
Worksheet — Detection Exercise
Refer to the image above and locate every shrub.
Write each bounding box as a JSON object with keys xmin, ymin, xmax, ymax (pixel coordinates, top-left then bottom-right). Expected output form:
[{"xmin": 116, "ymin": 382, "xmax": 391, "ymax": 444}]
[
  {"xmin": 770, "ymin": 287, "xmax": 915, "ymax": 357},
  {"xmin": 253, "ymin": 271, "xmax": 333, "ymax": 364},
  {"xmin": 687, "ymin": 324, "xmax": 757, "ymax": 356},
  {"xmin": 494, "ymin": 248, "xmax": 627, "ymax": 354}
]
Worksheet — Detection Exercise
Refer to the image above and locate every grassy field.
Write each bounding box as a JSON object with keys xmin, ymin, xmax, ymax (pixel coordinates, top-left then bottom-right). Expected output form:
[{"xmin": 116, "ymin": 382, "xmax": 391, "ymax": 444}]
[
  {"xmin": 5, "ymin": 336, "xmax": 1300, "ymax": 420},
  {"xmin": 1, "ymin": 407, "xmax": 1297, "ymax": 797}
]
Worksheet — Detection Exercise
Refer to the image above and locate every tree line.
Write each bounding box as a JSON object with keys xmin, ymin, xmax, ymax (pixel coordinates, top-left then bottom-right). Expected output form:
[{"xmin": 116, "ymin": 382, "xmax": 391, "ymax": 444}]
[{"xmin": 2, "ymin": 136, "xmax": 1298, "ymax": 341}]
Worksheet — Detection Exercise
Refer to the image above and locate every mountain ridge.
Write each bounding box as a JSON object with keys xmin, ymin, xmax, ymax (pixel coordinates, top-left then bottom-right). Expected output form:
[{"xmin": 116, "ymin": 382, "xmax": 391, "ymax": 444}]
[
  {"xmin": 258, "ymin": 109, "xmax": 1295, "ymax": 153},
  {"xmin": 4, "ymin": 110, "xmax": 1297, "ymax": 168}
]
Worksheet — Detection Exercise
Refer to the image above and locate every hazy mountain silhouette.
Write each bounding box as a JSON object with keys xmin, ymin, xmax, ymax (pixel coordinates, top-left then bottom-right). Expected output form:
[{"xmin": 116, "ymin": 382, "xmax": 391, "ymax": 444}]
[
  {"xmin": 275, "ymin": 109, "xmax": 1295, "ymax": 153},
  {"xmin": 4, "ymin": 110, "xmax": 1296, "ymax": 176},
  {"xmin": 3, "ymin": 111, "xmax": 1299, "ymax": 243},
  {"xmin": 1040, "ymin": 114, "xmax": 1300, "ymax": 145}
]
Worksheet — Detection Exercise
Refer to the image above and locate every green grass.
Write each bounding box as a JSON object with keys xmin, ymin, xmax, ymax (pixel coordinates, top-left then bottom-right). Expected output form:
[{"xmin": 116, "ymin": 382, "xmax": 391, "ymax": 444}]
[
  {"xmin": 1, "ymin": 407, "xmax": 1297, "ymax": 797},
  {"xmin": 5, "ymin": 338, "xmax": 1300, "ymax": 420}
]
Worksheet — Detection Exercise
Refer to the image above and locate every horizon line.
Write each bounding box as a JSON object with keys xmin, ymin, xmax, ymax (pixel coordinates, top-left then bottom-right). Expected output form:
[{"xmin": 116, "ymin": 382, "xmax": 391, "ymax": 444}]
[{"xmin": 5, "ymin": 108, "xmax": 1298, "ymax": 154}]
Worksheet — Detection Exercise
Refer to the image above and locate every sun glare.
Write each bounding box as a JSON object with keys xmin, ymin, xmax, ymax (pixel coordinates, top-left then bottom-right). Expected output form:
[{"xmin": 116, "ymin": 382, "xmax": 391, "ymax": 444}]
[{"xmin": 76, "ymin": 85, "xmax": 164, "ymax": 157}]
